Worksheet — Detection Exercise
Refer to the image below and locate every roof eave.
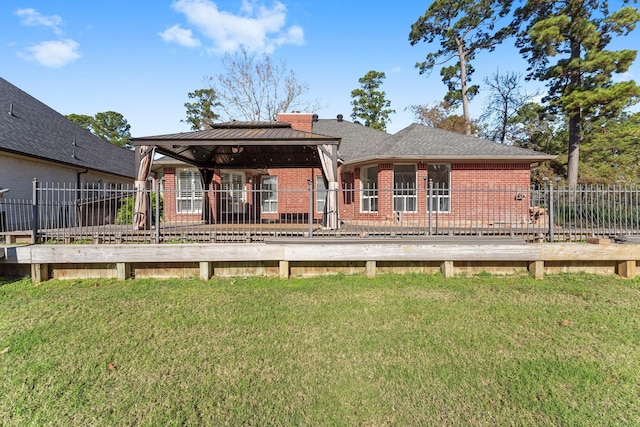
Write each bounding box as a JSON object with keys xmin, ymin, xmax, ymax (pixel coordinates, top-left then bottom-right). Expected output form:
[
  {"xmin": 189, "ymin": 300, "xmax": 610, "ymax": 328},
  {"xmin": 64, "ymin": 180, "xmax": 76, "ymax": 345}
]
[{"xmin": 342, "ymin": 154, "xmax": 557, "ymax": 166}]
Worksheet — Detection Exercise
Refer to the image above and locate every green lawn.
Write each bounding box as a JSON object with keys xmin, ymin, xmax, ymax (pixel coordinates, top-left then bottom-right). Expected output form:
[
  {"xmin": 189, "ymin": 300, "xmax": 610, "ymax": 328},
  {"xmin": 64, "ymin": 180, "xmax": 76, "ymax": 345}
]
[{"xmin": 1, "ymin": 273, "xmax": 639, "ymax": 426}]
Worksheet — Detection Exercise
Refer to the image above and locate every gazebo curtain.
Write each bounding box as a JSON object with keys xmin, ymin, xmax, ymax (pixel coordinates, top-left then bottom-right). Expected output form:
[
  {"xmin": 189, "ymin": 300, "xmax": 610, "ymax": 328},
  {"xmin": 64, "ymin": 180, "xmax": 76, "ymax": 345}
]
[
  {"xmin": 317, "ymin": 144, "xmax": 340, "ymax": 230},
  {"xmin": 134, "ymin": 145, "xmax": 155, "ymax": 230}
]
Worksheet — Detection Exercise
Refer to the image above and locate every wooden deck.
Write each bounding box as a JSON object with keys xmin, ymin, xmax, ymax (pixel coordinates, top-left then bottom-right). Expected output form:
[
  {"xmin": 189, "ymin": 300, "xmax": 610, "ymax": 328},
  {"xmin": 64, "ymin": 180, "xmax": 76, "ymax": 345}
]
[{"xmin": 2, "ymin": 239, "xmax": 638, "ymax": 283}]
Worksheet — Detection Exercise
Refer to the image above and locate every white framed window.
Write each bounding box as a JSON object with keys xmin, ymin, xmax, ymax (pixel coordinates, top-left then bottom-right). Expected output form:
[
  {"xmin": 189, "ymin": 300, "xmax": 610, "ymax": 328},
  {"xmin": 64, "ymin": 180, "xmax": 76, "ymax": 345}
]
[
  {"xmin": 428, "ymin": 164, "xmax": 451, "ymax": 212},
  {"xmin": 176, "ymin": 169, "xmax": 202, "ymax": 213},
  {"xmin": 221, "ymin": 171, "xmax": 245, "ymax": 214},
  {"xmin": 315, "ymin": 175, "xmax": 327, "ymax": 213},
  {"xmin": 360, "ymin": 166, "xmax": 378, "ymax": 212},
  {"xmin": 261, "ymin": 176, "xmax": 278, "ymax": 213},
  {"xmin": 393, "ymin": 164, "xmax": 417, "ymax": 212}
]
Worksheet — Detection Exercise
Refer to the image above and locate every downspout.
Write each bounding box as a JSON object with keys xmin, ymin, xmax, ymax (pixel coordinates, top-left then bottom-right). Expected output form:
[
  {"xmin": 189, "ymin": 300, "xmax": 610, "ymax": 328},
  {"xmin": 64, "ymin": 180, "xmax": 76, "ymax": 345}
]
[
  {"xmin": 76, "ymin": 168, "xmax": 89, "ymax": 197},
  {"xmin": 76, "ymin": 168, "xmax": 89, "ymax": 226}
]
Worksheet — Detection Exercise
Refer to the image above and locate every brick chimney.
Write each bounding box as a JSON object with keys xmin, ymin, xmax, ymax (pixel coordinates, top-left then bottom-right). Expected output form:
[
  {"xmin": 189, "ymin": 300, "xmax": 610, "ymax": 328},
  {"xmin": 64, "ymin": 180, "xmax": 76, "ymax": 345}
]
[{"xmin": 277, "ymin": 112, "xmax": 313, "ymax": 132}]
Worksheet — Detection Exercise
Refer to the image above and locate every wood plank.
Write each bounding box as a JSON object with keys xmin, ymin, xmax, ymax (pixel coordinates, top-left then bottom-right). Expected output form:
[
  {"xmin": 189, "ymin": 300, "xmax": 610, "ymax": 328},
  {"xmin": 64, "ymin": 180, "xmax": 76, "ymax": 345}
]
[
  {"xmin": 528, "ymin": 260, "xmax": 544, "ymax": 280},
  {"xmin": 24, "ymin": 243, "xmax": 284, "ymax": 264},
  {"xmin": 279, "ymin": 260, "xmax": 289, "ymax": 279},
  {"xmin": 441, "ymin": 260, "xmax": 454, "ymax": 278},
  {"xmin": 617, "ymin": 260, "xmax": 636, "ymax": 279},
  {"xmin": 366, "ymin": 260, "xmax": 376, "ymax": 278}
]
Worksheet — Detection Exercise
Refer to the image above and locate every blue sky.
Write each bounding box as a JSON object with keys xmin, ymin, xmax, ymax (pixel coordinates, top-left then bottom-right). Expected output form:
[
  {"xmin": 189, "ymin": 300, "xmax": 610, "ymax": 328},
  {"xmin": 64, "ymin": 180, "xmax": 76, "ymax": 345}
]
[{"xmin": 2, "ymin": 0, "xmax": 639, "ymax": 137}]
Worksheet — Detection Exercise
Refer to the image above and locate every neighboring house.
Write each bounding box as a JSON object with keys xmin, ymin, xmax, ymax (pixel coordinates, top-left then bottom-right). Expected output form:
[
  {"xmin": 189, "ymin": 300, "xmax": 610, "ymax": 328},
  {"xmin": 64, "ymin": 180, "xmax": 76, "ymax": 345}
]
[
  {"xmin": 0, "ymin": 77, "xmax": 135, "ymax": 200},
  {"xmin": 152, "ymin": 113, "xmax": 554, "ymax": 227}
]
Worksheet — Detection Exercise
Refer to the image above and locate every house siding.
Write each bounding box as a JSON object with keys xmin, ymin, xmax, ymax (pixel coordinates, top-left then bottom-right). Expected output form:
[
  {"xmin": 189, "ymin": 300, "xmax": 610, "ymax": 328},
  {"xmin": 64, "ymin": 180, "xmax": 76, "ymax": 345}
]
[{"xmin": 1, "ymin": 152, "xmax": 133, "ymax": 200}]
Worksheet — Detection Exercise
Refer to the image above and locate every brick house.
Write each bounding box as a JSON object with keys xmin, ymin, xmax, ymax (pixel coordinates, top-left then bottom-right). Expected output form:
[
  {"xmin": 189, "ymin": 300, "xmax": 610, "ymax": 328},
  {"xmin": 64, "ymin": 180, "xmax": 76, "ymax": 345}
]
[{"xmin": 147, "ymin": 112, "xmax": 553, "ymax": 228}]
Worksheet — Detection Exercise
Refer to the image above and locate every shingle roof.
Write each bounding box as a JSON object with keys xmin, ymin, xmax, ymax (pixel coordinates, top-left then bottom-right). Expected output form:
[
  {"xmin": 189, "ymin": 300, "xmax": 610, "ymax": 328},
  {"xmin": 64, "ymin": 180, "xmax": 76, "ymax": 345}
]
[
  {"xmin": 0, "ymin": 77, "xmax": 135, "ymax": 179},
  {"xmin": 313, "ymin": 118, "xmax": 554, "ymax": 164},
  {"xmin": 312, "ymin": 118, "xmax": 389, "ymax": 162}
]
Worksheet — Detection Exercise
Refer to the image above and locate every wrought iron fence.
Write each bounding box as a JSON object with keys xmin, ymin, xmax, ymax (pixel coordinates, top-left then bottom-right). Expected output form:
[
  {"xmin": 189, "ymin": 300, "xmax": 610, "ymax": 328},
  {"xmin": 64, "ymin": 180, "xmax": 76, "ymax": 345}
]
[{"xmin": 1, "ymin": 180, "xmax": 640, "ymax": 244}]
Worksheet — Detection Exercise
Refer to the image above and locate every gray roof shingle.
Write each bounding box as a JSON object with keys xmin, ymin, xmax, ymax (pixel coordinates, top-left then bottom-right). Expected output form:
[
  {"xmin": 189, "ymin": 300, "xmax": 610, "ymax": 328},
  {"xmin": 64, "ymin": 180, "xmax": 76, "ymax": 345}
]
[
  {"xmin": 0, "ymin": 77, "xmax": 135, "ymax": 179},
  {"xmin": 313, "ymin": 118, "xmax": 554, "ymax": 164},
  {"xmin": 312, "ymin": 118, "xmax": 389, "ymax": 162}
]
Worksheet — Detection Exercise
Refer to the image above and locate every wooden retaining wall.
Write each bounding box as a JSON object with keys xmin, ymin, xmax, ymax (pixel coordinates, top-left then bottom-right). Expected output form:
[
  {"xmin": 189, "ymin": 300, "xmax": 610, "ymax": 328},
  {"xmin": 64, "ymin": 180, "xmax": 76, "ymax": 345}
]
[{"xmin": 2, "ymin": 238, "xmax": 638, "ymax": 283}]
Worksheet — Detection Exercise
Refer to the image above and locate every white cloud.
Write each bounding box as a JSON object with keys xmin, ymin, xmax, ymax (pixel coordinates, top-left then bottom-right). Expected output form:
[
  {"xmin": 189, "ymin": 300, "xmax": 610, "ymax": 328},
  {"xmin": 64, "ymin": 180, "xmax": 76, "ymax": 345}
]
[
  {"xmin": 158, "ymin": 24, "xmax": 201, "ymax": 48},
  {"xmin": 390, "ymin": 67, "xmax": 401, "ymax": 73},
  {"xmin": 165, "ymin": 0, "xmax": 304, "ymax": 54},
  {"xmin": 15, "ymin": 8, "xmax": 63, "ymax": 35},
  {"xmin": 18, "ymin": 39, "xmax": 81, "ymax": 68}
]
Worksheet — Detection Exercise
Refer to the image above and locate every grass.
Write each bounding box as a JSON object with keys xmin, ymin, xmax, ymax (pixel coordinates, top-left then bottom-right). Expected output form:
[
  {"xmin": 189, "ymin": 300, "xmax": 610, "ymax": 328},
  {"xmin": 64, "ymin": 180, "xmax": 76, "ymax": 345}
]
[{"xmin": 1, "ymin": 273, "xmax": 639, "ymax": 426}]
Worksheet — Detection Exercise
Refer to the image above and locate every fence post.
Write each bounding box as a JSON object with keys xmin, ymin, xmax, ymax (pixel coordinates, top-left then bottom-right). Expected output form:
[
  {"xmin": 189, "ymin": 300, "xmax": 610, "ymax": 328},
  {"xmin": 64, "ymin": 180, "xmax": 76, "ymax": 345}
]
[
  {"xmin": 548, "ymin": 180, "xmax": 555, "ymax": 242},
  {"xmin": 31, "ymin": 178, "xmax": 39, "ymax": 244},
  {"xmin": 307, "ymin": 179, "xmax": 313, "ymax": 238},
  {"xmin": 154, "ymin": 179, "xmax": 160, "ymax": 243},
  {"xmin": 428, "ymin": 178, "xmax": 433, "ymax": 236}
]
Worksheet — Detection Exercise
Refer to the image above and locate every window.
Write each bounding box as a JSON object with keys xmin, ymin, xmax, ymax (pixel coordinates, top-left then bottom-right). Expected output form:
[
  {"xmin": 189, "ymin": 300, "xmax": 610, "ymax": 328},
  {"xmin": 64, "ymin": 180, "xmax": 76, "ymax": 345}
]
[
  {"xmin": 221, "ymin": 172, "xmax": 245, "ymax": 214},
  {"xmin": 176, "ymin": 169, "xmax": 202, "ymax": 213},
  {"xmin": 261, "ymin": 176, "xmax": 278, "ymax": 213},
  {"xmin": 393, "ymin": 164, "xmax": 417, "ymax": 212},
  {"xmin": 428, "ymin": 164, "xmax": 450, "ymax": 212},
  {"xmin": 316, "ymin": 175, "xmax": 327, "ymax": 213},
  {"xmin": 360, "ymin": 166, "xmax": 378, "ymax": 212}
]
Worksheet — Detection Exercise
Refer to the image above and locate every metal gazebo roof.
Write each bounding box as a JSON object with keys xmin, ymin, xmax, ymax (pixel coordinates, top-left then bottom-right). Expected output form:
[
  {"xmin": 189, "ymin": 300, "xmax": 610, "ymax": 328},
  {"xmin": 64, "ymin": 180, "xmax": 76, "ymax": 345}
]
[{"xmin": 130, "ymin": 121, "xmax": 341, "ymax": 169}]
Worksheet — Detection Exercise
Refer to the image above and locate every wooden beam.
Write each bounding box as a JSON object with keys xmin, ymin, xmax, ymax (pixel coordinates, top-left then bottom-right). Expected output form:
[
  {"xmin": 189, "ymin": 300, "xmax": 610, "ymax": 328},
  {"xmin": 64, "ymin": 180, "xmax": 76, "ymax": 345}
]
[
  {"xmin": 441, "ymin": 260, "xmax": 454, "ymax": 278},
  {"xmin": 116, "ymin": 263, "xmax": 130, "ymax": 280},
  {"xmin": 31, "ymin": 263, "xmax": 48, "ymax": 284},
  {"xmin": 366, "ymin": 260, "xmax": 376, "ymax": 278},
  {"xmin": 528, "ymin": 260, "xmax": 544, "ymax": 280},
  {"xmin": 279, "ymin": 260, "xmax": 289, "ymax": 279},
  {"xmin": 200, "ymin": 261, "xmax": 212, "ymax": 280},
  {"xmin": 617, "ymin": 260, "xmax": 636, "ymax": 279}
]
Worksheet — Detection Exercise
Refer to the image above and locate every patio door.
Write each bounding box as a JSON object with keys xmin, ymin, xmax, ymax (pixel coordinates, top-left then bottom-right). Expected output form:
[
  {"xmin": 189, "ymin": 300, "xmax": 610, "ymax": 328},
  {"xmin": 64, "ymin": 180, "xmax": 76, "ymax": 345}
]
[{"xmin": 221, "ymin": 172, "xmax": 246, "ymax": 214}]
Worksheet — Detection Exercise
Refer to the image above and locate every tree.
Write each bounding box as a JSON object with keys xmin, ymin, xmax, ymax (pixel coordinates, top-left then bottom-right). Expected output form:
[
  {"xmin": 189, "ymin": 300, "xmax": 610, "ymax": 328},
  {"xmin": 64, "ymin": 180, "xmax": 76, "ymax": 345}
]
[
  {"xmin": 409, "ymin": 0, "xmax": 513, "ymax": 135},
  {"xmin": 408, "ymin": 101, "xmax": 478, "ymax": 135},
  {"xmin": 65, "ymin": 113, "xmax": 93, "ymax": 131},
  {"xmin": 479, "ymin": 70, "xmax": 534, "ymax": 144},
  {"xmin": 515, "ymin": 0, "xmax": 640, "ymax": 186},
  {"xmin": 208, "ymin": 45, "xmax": 316, "ymax": 121},
  {"xmin": 441, "ymin": 63, "xmax": 479, "ymax": 108},
  {"xmin": 66, "ymin": 111, "xmax": 132, "ymax": 149},
  {"xmin": 182, "ymin": 88, "xmax": 221, "ymax": 130},
  {"xmin": 350, "ymin": 70, "xmax": 395, "ymax": 131},
  {"xmin": 509, "ymin": 102, "xmax": 567, "ymax": 184},
  {"xmin": 579, "ymin": 112, "xmax": 640, "ymax": 184}
]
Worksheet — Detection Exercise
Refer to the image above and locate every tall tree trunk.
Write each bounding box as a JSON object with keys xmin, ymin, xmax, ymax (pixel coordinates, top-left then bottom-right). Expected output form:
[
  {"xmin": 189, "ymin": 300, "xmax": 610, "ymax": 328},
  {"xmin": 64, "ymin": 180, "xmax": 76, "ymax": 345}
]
[
  {"xmin": 566, "ymin": 37, "xmax": 582, "ymax": 187},
  {"xmin": 457, "ymin": 42, "xmax": 472, "ymax": 136},
  {"xmin": 567, "ymin": 113, "xmax": 581, "ymax": 186}
]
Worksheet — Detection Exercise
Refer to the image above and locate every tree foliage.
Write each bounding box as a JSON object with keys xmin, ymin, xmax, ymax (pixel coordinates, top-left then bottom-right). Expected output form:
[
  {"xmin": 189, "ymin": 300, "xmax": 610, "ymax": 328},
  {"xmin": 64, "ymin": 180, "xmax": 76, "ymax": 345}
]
[
  {"xmin": 409, "ymin": 0, "xmax": 513, "ymax": 135},
  {"xmin": 441, "ymin": 63, "xmax": 478, "ymax": 108},
  {"xmin": 409, "ymin": 101, "xmax": 478, "ymax": 135},
  {"xmin": 350, "ymin": 70, "xmax": 395, "ymax": 131},
  {"xmin": 515, "ymin": 0, "xmax": 640, "ymax": 185},
  {"xmin": 182, "ymin": 88, "xmax": 221, "ymax": 130},
  {"xmin": 579, "ymin": 112, "xmax": 640, "ymax": 184},
  {"xmin": 66, "ymin": 111, "xmax": 132, "ymax": 149},
  {"xmin": 509, "ymin": 102, "xmax": 567, "ymax": 184},
  {"xmin": 208, "ymin": 45, "xmax": 316, "ymax": 121}
]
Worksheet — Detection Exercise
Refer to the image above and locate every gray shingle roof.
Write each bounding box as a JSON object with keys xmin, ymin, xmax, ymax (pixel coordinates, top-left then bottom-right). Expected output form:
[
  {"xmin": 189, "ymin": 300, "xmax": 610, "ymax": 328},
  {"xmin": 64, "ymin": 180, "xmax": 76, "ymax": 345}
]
[
  {"xmin": 0, "ymin": 77, "xmax": 135, "ymax": 179},
  {"xmin": 312, "ymin": 118, "xmax": 389, "ymax": 162},
  {"xmin": 313, "ymin": 118, "xmax": 554, "ymax": 165}
]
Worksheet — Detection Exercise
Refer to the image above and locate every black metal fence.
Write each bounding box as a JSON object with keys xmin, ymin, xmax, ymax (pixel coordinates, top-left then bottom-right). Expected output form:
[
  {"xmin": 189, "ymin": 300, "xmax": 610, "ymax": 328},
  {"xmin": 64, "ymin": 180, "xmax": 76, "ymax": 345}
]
[{"xmin": 1, "ymin": 180, "xmax": 639, "ymax": 244}]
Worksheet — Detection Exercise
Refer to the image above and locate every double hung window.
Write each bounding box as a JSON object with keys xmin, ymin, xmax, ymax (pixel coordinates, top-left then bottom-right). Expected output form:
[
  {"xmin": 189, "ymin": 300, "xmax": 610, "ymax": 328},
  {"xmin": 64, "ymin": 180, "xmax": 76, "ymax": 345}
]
[
  {"xmin": 176, "ymin": 169, "xmax": 202, "ymax": 213},
  {"xmin": 360, "ymin": 166, "xmax": 378, "ymax": 212}
]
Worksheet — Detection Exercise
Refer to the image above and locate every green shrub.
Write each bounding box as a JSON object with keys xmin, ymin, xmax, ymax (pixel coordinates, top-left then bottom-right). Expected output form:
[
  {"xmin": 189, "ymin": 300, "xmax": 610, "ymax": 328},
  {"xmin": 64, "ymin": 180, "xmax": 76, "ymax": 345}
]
[{"xmin": 115, "ymin": 193, "xmax": 163, "ymax": 225}]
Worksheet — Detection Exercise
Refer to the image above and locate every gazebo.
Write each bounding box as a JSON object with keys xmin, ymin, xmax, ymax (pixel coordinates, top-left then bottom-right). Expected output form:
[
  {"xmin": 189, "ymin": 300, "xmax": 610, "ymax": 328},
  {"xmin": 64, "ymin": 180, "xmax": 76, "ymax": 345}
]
[{"xmin": 130, "ymin": 121, "xmax": 341, "ymax": 230}]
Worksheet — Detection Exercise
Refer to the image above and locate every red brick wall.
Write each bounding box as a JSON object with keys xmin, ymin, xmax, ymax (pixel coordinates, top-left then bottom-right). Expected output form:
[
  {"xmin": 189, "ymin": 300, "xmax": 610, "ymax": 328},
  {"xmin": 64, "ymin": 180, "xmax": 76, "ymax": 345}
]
[{"xmin": 277, "ymin": 113, "xmax": 313, "ymax": 132}]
